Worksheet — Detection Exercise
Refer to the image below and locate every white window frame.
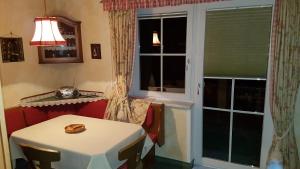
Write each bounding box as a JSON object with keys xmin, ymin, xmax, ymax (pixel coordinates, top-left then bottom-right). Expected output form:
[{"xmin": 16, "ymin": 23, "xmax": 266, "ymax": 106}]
[{"xmin": 131, "ymin": 5, "xmax": 194, "ymax": 102}]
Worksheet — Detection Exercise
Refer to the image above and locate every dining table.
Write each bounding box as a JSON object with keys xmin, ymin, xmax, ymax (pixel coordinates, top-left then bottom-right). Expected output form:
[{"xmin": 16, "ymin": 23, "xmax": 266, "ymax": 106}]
[{"xmin": 9, "ymin": 114, "xmax": 145, "ymax": 169}]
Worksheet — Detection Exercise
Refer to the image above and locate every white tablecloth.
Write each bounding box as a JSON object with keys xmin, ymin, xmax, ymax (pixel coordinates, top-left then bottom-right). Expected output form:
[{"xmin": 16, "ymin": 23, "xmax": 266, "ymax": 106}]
[{"xmin": 10, "ymin": 115, "xmax": 145, "ymax": 169}]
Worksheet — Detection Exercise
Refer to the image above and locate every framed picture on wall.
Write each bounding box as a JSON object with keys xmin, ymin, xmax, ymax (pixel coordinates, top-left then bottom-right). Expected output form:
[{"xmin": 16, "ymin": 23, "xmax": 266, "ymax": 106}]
[
  {"xmin": 0, "ymin": 37, "xmax": 24, "ymax": 63},
  {"xmin": 90, "ymin": 44, "xmax": 101, "ymax": 59}
]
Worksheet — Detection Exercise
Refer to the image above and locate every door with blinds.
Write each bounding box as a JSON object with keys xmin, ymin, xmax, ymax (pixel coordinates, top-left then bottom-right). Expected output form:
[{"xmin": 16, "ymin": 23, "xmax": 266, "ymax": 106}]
[{"xmin": 202, "ymin": 7, "xmax": 272, "ymax": 168}]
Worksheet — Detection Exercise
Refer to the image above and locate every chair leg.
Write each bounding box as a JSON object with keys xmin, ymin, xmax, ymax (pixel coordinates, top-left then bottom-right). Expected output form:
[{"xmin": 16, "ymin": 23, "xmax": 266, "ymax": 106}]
[
  {"xmin": 142, "ymin": 146, "xmax": 155, "ymax": 169},
  {"xmin": 39, "ymin": 161, "xmax": 52, "ymax": 169}
]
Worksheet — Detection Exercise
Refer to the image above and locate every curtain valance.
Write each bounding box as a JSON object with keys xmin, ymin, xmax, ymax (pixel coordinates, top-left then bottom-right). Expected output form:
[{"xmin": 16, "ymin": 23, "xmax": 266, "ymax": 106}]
[{"xmin": 102, "ymin": 0, "xmax": 225, "ymax": 11}]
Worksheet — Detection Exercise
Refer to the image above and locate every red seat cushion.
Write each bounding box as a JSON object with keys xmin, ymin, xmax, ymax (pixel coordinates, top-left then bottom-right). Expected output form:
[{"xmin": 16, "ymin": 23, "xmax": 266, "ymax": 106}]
[
  {"xmin": 46, "ymin": 104, "xmax": 77, "ymax": 119},
  {"xmin": 77, "ymin": 100, "xmax": 108, "ymax": 119},
  {"xmin": 143, "ymin": 105, "xmax": 154, "ymax": 129},
  {"xmin": 23, "ymin": 107, "xmax": 48, "ymax": 126},
  {"xmin": 149, "ymin": 132, "xmax": 158, "ymax": 143},
  {"xmin": 4, "ymin": 107, "xmax": 27, "ymax": 136}
]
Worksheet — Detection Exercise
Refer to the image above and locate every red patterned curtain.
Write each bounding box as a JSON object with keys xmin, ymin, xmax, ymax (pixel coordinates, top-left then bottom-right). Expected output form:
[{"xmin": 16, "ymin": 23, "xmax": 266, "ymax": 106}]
[
  {"xmin": 102, "ymin": 0, "xmax": 225, "ymax": 11},
  {"xmin": 268, "ymin": 0, "xmax": 300, "ymax": 168}
]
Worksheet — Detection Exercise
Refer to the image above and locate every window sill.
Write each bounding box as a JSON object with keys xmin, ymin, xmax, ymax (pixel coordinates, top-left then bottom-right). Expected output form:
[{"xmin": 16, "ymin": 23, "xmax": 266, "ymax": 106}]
[{"xmin": 145, "ymin": 98, "xmax": 194, "ymax": 109}]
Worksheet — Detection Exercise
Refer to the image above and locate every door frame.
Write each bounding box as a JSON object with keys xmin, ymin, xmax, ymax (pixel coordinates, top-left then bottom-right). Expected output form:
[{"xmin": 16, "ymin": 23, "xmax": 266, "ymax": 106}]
[{"xmin": 0, "ymin": 80, "xmax": 12, "ymax": 169}]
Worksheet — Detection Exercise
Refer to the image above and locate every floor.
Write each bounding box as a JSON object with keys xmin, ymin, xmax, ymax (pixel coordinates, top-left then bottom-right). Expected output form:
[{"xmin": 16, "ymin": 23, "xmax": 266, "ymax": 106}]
[
  {"xmin": 153, "ymin": 165, "xmax": 215, "ymax": 169},
  {"xmin": 153, "ymin": 160, "xmax": 215, "ymax": 169},
  {"xmin": 193, "ymin": 166, "xmax": 215, "ymax": 169}
]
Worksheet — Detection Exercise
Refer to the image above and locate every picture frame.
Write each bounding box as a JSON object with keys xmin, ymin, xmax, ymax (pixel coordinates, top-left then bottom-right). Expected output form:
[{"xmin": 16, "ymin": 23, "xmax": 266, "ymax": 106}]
[
  {"xmin": 0, "ymin": 37, "xmax": 24, "ymax": 63},
  {"xmin": 90, "ymin": 44, "xmax": 101, "ymax": 59}
]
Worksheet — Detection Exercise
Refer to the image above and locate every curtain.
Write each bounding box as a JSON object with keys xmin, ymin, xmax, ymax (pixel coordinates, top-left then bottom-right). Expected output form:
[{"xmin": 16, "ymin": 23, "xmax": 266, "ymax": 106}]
[
  {"xmin": 109, "ymin": 10, "xmax": 136, "ymax": 87},
  {"xmin": 104, "ymin": 76, "xmax": 150, "ymax": 125},
  {"xmin": 104, "ymin": 10, "xmax": 151, "ymax": 124},
  {"xmin": 268, "ymin": 0, "xmax": 300, "ymax": 168},
  {"xmin": 102, "ymin": 0, "xmax": 224, "ymax": 11}
]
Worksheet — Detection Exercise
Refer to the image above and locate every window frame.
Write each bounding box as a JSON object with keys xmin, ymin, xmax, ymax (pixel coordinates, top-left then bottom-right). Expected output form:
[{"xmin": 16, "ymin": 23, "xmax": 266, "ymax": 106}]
[{"xmin": 131, "ymin": 5, "xmax": 194, "ymax": 101}]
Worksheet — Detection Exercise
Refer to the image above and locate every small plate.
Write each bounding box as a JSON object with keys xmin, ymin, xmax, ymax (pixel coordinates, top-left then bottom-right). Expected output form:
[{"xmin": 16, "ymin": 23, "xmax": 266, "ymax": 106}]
[{"xmin": 65, "ymin": 124, "xmax": 86, "ymax": 134}]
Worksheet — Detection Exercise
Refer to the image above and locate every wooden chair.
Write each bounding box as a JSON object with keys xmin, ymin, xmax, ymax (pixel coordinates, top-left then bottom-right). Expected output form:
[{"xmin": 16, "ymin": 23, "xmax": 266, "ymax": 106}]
[
  {"xmin": 118, "ymin": 134, "xmax": 147, "ymax": 169},
  {"xmin": 19, "ymin": 144, "xmax": 60, "ymax": 169}
]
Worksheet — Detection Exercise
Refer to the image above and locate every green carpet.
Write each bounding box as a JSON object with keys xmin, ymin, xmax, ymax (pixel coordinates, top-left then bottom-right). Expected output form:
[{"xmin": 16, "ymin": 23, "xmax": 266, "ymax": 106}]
[{"xmin": 153, "ymin": 157, "xmax": 193, "ymax": 169}]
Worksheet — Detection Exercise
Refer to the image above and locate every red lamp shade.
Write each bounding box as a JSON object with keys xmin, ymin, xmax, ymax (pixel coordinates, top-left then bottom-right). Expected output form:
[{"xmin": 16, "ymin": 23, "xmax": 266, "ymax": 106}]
[{"xmin": 30, "ymin": 17, "xmax": 66, "ymax": 46}]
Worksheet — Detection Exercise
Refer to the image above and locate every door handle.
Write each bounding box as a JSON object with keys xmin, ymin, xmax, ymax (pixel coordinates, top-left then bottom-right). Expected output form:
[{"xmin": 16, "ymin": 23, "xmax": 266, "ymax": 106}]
[{"xmin": 197, "ymin": 83, "xmax": 201, "ymax": 95}]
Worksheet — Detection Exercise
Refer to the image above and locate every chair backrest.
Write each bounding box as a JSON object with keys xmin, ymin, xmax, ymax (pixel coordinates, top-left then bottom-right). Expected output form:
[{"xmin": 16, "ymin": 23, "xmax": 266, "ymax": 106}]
[
  {"xmin": 19, "ymin": 144, "xmax": 60, "ymax": 169},
  {"xmin": 118, "ymin": 134, "xmax": 147, "ymax": 169}
]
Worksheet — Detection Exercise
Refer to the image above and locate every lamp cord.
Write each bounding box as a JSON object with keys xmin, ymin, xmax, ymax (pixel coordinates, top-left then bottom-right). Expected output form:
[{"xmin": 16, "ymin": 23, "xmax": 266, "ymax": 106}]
[{"xmin": 43, "ymin": 0, "xmax": 47, "ymax": 16}]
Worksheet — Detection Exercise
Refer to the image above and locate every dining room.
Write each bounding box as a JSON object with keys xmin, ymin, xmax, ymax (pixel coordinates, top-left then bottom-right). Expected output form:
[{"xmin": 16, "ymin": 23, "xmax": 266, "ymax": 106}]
[{"xmin": 0, "ymin": 0, "xmax": 299, "ymax": 169}]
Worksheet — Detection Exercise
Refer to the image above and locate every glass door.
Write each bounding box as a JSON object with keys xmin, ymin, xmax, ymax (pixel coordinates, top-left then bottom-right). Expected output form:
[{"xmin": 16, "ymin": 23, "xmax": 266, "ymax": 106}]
[
  {"xmin": 202, "ymin": 7, "xmax": 273, "ymax": 168},
  {"xmin": 203, "ymin": 77, "xmax": 266, "ymax": 166}
]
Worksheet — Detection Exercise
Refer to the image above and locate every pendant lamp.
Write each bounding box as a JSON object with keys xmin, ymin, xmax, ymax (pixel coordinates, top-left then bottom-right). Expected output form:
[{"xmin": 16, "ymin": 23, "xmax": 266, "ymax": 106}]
[
  {"xmin": 30, "ymin": 0, "xmax": 66, "ymax": 46},
  {"xmin": 152, "ymin": 31, "xmax": 161, "ymax": 46}
]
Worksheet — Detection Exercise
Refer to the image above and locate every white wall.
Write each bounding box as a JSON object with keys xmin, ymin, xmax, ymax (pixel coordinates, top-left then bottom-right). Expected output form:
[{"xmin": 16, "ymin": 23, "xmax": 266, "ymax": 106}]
[
  {"xmin": 0, "ymin": 0, "xmax": 113, "ymax": 108},
  {"xmin": 155, "ymin": 107, "xmax": 191, "ymax": 162},
  {"xmin": 0, "ymin": 0, "xmax": 6, "ymax": 167},
  {"xmin": 50, "ymin": 0, "xmax": 114, "ymax": 93}
]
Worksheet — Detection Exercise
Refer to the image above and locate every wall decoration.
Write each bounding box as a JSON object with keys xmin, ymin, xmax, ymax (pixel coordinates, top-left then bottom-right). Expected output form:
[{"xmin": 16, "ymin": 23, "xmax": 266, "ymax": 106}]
[
  {"xmin": 0, "ymin": 37, "xmax": 24, "ymax": 63},
  {"xmin": 90, "ymin": 44, "xmax": 101, "ymax": 59}
]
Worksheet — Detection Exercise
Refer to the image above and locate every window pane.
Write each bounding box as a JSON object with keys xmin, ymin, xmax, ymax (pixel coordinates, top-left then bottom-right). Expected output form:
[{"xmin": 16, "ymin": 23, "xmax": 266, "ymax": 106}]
[
  {"xmin": 231, "ymin": 113, "xmax": 263, "ymax": 166},
  {"xmin": 234, "ymin": 80, "xmax": 266, "ymax": 112},
  {"xmin": 204, "ymin": 7, "xmax": 272, "ymax": 77},
  {"xmin": 203, "ymin": 109, "xmax": 230, "ymax": 161},
  {"xmin": 139, "ymin": 19, "xmax": 161, "ymax": 53},
  {"xmin": 140, "ymin": 56, "xmax": 161, "ymax": 91},
  {"xmin": 163, "ymin": 56, "xmax": 185, "ymax": 93},
  {"xmin": 163, "ymin": 17, "xmax": 187, "ymax": 53},
  {"xmin": 203, "ymin": 79, "xmax": 231, "ymax": 109}
]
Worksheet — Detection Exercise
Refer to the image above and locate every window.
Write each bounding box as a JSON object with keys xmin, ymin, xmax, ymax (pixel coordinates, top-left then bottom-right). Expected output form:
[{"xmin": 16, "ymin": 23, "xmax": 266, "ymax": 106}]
[
  {"xmin": 138, "ymin": 15, "xmax": 187, "ymax": 94},
  {"xmin": 202, "ymin": 7, "xmax": 272, "ymax": 167}
]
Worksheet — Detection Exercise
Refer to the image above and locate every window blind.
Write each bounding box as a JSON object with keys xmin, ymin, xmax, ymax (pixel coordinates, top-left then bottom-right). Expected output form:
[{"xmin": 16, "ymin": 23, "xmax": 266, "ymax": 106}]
[{"xmin": 204, "ymin": 7, "xmax": 273, "ymax": 78}]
